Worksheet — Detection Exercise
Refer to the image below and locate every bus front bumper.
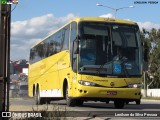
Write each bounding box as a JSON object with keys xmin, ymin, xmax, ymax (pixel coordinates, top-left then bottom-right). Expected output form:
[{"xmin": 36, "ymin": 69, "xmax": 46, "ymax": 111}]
[{"xmin": 73, "ymin": 85, "xmax": 141, "ymax": 100}]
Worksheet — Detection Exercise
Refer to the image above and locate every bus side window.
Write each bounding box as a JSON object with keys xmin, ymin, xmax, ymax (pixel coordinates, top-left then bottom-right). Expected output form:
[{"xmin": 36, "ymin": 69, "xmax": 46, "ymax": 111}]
[
  {"xmin": 70, "ymin": 22, "xmax": 77, "ymax": 72},
  {"xmin": 29, "ymin": 48, "xmax": 35, "ymax": 63},
  {"xmin": 63, "ymin": 25, "xmax": 70, "ymax": 50}
]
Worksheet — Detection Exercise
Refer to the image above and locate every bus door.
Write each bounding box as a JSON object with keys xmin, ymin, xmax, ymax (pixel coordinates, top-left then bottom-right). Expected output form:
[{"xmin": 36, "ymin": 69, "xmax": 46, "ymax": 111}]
[{"xmin": 69, "ymin": 22, "xmax": 78, "ymax": 96}]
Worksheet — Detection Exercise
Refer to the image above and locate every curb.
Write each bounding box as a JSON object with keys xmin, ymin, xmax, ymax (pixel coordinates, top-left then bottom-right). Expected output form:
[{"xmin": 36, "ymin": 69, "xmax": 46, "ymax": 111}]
[{"xmin": 141, "ymin": 98, "xmax": 160, "ymax": 102}]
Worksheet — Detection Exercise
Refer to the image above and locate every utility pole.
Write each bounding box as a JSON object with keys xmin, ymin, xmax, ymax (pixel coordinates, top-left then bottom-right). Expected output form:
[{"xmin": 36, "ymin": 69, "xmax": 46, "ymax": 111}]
[
  {"xmin": 0, "ymin": 3, "xmax": 11, "ymax": 112},
  {"xmin": 143, "ymin": 71, "xmax": 147, "ymax": 97},
  {"xmin": 96, "ymin": 3, "xmax": 134, "ymax": 18}
]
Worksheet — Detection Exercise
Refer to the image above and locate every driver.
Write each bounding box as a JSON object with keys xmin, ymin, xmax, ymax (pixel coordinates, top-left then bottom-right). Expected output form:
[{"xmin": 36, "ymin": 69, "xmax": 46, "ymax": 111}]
[{"xmin": 113, "ymin": 47, "xmax": 127, "ymax": 61}]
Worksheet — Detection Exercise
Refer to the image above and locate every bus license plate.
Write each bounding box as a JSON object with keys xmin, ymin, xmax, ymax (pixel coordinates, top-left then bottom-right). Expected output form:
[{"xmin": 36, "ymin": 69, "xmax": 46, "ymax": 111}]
[{"xmin": 107, "ymin": 91, "xmax": 117, "ymax": 95}]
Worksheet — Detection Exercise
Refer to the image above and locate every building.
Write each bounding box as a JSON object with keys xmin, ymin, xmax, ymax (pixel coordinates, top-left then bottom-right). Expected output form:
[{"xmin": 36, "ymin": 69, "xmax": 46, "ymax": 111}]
[{"xmin": 10, "ymin": 59, "xmax": 29, "ymax": 75}]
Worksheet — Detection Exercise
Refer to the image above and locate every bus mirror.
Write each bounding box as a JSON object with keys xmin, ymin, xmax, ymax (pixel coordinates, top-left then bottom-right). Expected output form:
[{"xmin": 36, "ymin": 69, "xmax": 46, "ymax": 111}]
[{"xmin": 73, "ymin": 40, "xmax": 79, "ymax": 54}]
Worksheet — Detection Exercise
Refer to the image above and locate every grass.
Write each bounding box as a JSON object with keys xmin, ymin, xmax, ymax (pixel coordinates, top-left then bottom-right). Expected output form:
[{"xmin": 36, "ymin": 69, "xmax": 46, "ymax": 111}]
[
  {"xmin": 29, "ymin": 103, "xmax": 68, "ymax": 120},
  {"xmin": 9, "ymin": 103, "xmax": 70, "ymax": 120}
]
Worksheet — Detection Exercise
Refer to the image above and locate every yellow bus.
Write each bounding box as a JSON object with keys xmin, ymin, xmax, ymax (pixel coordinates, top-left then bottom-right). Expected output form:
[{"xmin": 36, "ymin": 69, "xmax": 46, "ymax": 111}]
[{"xmin": 28, "ymin": 17, "xmax": 143, "ymax": 108}]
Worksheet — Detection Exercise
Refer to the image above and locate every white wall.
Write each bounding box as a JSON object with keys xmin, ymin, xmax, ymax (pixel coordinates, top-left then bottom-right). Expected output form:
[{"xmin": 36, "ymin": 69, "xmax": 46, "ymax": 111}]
[{"xmin": 141, "ymin": 89, "xmax": 160, "ymax": 97}]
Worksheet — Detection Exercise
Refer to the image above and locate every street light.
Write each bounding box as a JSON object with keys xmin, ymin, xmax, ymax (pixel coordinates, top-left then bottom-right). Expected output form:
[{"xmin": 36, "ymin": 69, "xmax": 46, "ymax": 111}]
[{"xmin": 96, "ymin": 3, "xmax": 134, "ymax": 18}]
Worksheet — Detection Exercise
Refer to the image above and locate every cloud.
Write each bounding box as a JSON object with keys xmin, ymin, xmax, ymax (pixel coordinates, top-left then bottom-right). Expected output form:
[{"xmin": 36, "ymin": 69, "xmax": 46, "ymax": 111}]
[
  {"xmin": 11, "ymin": 13, "xmax": 77, "ymax": 60},
  {"xmin": 137, "ymin": 22, "xmax": 160, "ymax": 31},
  {"xmin": 99, "ymin": 13, "xmax": 114, "ymax": 18},
  {"xmin": 99, "ymin": 14, "xmax": 160, "ymax": 31},
  {"xmin": 11, "ymin": 13, "xmax": 76, "ymax": 39},
  {"xmin": 11, "ymin": 13, "xmax": 160, "ymax": 60},
  {"xmin": 10, "ymin": 38, "xmax": 41, "ymax": 60}
]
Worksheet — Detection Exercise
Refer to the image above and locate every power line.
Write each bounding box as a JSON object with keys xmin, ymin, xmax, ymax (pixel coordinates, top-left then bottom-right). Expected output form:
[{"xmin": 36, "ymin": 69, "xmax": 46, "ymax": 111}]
[{"xmin": 11, "ymin": 4, "xmax": 17, "ymax": 12}]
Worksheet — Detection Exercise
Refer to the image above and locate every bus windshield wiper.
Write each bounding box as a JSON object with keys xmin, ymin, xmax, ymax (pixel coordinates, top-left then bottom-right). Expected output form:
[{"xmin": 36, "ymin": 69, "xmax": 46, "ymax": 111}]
[
  {"xmin": 121, "ymin": 58, "xmax": 129, "ymax": 77},
  {"xmin": 96, "ymin": 61, "xmax": 111, "ymax": 76},
  {"xmin": 96, "ymin": 65, "xmax": 103, "ymax": 76}
]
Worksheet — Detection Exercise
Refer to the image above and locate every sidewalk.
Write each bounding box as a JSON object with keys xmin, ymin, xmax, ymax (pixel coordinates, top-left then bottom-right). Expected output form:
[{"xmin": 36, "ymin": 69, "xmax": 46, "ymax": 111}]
[{"xmin": 142, "ymin": 97, "xmax": 160, "ymax": 102}]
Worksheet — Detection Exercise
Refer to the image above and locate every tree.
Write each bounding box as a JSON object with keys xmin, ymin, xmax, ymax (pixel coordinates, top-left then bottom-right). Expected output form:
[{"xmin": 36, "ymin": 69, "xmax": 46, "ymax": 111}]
[{"xmin": 144, "ymin": 28, "xmax": 160, "ymax": 88}]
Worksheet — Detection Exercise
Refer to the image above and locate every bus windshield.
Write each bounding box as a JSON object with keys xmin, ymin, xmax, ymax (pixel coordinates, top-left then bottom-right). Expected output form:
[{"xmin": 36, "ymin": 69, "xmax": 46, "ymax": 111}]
[{"xmin": 78, "ymin": 22, "xmax": 142, "ymax": 77}]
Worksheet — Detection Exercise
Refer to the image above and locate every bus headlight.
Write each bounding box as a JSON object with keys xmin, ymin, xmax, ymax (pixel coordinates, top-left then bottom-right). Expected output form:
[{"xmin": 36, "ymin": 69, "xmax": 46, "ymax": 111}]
[
  {"xmin": 78, "ymin": 80, "xmax": 96, "ymax": 86},
  {"xmin": 128, "ymin": 83, "xmax": 142, "ymax": 88}
]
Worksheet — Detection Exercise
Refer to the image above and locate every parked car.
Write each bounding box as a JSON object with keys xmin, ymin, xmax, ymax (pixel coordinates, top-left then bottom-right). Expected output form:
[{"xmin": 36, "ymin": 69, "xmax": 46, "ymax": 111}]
[{"xmin": 19, "ymin": 82, "xmax": 28, "ymax": 97}]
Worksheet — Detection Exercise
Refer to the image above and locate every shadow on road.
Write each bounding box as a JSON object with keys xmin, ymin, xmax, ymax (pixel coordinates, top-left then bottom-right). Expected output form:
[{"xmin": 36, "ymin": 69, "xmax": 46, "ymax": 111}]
[
  {"xmin": 81, "ymin": 102, "xmax": 160, "ymax": 110},
  {"xmin": 10, "ymin": 98, "xmax": 160, "ymax": 110},
  {"xmin": 50, "ymin": 101, "xmax": 160, "ymax": 110}
]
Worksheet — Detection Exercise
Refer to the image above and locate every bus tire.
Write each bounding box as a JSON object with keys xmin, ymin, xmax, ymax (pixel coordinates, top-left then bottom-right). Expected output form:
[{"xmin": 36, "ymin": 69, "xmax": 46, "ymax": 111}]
[
  {"xmin": 106, "ymin": 100, "xmax": 109, "ymax": 104},
  {"xmin": 136, "ymin": 100, "xmax": 140, "ymax": 105},
  {"xmin": 46, "ymin": 100, "xmax": 51, "ymax": 104},
  {"xmin": 65, "ymin": 84, "xmax": 75, "ymax": 107},
  {"xmin": 35, "ymin": 88, "xmax": 44, "ymax": 105},
  {"xmin": 126, "ymin": 101, "xmax": 129, "ymax": 104},
  {"xmin": 76, "ymin": 100, "xmax": 84, "ymax": 106},
  {"xmin": 114, "ymin": 99, "xmax": 125, "ymax": 109}
]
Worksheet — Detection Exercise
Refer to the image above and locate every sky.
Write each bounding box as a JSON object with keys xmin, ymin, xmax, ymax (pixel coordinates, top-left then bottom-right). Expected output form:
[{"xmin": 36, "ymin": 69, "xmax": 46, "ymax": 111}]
[{"xmin": 10, "ymin": 0, "xmax": 160, "ymax": 60}]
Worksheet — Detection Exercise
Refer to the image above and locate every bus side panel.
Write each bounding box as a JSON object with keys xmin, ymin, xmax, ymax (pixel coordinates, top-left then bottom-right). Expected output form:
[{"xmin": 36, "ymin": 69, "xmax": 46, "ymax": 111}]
[
  {"xmin": 57, "ymin": 51, "xmax": 72, "ymax": 97},
  {"xmin": 28, "ymin": 61, "xmax": 45, "ymax": 97},
  {"xmin": 39, "ymin": 52, "xmax": 64, "ymax": 97},
  {"xmin": 28, "ymin": 51, "xmax": 67, "ymax": 97}
]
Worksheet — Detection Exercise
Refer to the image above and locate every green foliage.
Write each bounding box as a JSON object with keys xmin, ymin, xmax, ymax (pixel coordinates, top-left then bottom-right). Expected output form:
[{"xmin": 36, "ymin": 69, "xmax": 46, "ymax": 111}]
[{"xmin": 142, "ymin": 28, "xmax": 160, "ymax": 88}]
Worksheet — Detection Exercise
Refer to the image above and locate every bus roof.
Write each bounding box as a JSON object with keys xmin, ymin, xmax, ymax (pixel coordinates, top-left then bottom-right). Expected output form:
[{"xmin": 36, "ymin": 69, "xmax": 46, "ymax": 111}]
[
  {"xmin": 74, "ymin": 17, "xmax": 137, "ymax": 25},
  {"xmin": 31, "ymin": 17, "xmax": 138, "ymax": 48}
]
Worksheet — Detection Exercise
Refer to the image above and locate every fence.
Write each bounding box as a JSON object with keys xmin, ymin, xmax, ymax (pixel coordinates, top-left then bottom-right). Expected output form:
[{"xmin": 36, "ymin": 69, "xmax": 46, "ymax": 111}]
[{"xmin": 141, "ymin": 89, "xmax": 160, "ymax": 97}]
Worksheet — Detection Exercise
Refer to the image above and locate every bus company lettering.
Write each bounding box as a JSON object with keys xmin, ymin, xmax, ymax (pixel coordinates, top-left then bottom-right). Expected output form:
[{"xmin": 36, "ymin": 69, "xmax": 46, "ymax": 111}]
[{"xmin": 94, "ymin": 80, "xmax": 108, "ymax": 82}]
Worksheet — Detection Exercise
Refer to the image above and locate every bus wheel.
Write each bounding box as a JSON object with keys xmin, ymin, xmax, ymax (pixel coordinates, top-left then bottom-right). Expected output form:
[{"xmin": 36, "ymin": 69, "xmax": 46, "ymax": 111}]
[
  {"xmin": 106, "ymin": 100, "xmax": 109, "ymax": 104},
  {"xmin": 76, "ymin": 100, "xmax": 84, "ymax": 106},
  {"xmin": 126, "ymin": 101, "xmax": 129, "ymax": 104},
  {"xmin": 136, "ymin": 100, "xmax": 140, "ymax": 105},
  {"xmin": 35, "ymin": 88, "xmax": 44, "ymax": 105},
  {"xmin": 46, "ymin": 100, "xmax": 50, "ymax": 104},
  {"xmin": 65, "ymin": 84, "xmax": 75, "ymax": 107},
  {"xmin": 114, "ymin": 99, "xmax": 125, "ymax": 109}
]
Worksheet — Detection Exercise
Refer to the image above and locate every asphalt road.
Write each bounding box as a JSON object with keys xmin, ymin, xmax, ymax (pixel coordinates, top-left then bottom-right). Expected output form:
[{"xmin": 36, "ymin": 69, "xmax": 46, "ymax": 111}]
[{"xmin": 9, "ymin": 97, "xmax": 160, "ymax": 119}]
